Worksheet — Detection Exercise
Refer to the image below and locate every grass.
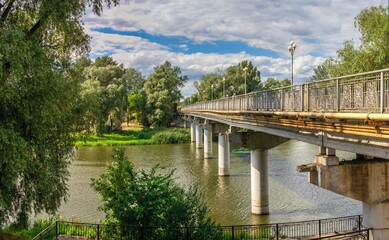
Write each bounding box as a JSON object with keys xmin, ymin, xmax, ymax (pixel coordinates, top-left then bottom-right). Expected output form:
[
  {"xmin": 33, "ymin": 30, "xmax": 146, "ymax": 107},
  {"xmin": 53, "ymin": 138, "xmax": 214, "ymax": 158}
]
[
  {"xmin": 2, "ymin": 218, "xmax": 57, "ymax": 239},
  {"xmin": 75, "ymin": 128, "xmax": 190, "ymax": 146}
]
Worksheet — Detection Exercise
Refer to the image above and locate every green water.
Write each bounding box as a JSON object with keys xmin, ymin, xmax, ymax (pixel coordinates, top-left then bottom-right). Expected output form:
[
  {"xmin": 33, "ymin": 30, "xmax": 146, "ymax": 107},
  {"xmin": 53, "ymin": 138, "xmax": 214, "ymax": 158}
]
[{"xmin": 57, "ymin": 140, "xmax": 361, "ymax": 225}]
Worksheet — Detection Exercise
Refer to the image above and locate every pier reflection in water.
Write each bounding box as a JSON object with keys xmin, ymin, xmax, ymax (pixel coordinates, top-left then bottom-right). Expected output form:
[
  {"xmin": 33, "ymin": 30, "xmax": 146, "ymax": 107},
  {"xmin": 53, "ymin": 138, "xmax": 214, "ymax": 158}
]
[{"xmin": 58, "ymin": 140, "xmax": 361, "ymax": 225}]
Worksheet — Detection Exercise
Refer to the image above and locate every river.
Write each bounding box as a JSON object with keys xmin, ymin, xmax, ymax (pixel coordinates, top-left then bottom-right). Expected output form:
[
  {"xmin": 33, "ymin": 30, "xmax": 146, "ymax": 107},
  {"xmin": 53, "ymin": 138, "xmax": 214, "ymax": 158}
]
[{"xmin": 56, "ymin": 140, "xmax": 361, "ymax": 226}]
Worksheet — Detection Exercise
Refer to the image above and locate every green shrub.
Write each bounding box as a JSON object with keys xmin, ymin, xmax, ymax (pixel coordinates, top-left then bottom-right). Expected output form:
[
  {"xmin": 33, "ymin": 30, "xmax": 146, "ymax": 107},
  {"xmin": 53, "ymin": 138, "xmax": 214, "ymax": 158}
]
[{"xmin": 151, "ymin": 128, "xmax": 190, "ymax": 144}]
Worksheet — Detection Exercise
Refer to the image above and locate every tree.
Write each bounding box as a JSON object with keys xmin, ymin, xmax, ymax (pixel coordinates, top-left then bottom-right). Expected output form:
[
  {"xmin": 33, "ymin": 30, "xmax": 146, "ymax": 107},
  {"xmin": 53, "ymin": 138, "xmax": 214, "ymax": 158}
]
[
  {"xmin": 193, "ymin": 61, "xmax": 261, "ymax": 102},
  {"xmin": 309, "ymin": 5, "xmax": 389, "ymax": 80},
  {"xmin": 0, "ymin": 0, "xmax": 119, "ymax": 228},
  {"xmin": 92, "ymin": 148, "xmax": 219, "ymax": 239},
  {"xmin": 144, "ymin": 61, "xmax": 187, "ymax": 128},
  {"xmin": 262, "ymin": 77, "xmax": 291, "ymax": 89}
]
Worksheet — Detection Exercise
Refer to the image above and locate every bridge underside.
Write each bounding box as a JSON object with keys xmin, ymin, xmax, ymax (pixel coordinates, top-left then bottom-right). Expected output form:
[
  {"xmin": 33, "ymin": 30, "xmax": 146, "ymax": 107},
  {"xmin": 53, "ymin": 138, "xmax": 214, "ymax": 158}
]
[{"xmin": 182, "ymin": 110, "xmax": 389, "ymax": 160}]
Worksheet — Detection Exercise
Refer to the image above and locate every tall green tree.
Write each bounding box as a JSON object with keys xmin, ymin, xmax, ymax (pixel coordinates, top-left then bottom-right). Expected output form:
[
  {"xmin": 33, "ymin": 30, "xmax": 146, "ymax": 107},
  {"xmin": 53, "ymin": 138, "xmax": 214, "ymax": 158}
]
[
  {"xmin": 262, "ymin": 77, "xmax": 291, "ymax": 89},
  {"xmin": 92, "ymin": 148, "xmax": 219, "ymax": 239},
  {"xmin": 0, "ymin": 0, "xmax": 119, "ymax": 228},
  {"xmin": 144, "ymin": 61, "xmax": 187, "ymax": 128},
  {"xmin": 310, "ymin": 5, "xmax": 389, "ymax": 80},
  {"xmin": 191, "ymin": 60, "xmax": 261, "ymax": 103}
]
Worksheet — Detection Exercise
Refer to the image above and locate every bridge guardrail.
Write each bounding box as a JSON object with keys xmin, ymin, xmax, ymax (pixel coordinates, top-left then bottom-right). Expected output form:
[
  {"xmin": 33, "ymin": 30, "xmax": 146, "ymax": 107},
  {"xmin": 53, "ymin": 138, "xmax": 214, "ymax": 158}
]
[{"xmin": 182, "ymin": 68, "xmax": 389, "ymax": 114}]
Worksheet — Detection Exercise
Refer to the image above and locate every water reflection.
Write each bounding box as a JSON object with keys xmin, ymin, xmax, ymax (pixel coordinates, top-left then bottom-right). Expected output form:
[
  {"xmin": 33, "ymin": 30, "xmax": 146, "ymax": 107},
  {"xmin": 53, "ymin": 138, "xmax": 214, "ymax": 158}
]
[{"xmin": 57, "ymin": 141, "xmax": 362, "ymax": 225}]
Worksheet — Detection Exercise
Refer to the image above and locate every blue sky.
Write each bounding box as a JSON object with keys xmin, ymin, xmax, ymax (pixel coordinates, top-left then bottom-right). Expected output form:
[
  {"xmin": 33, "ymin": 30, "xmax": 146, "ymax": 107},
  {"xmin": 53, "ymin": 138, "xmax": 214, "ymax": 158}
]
[
  {"xmin": 83, "ymin": 0, "xmax": 387, "ymax": 97},
  {"xmin": 91, "ymin": 28, "xmax": 281, "ymax": 57}
]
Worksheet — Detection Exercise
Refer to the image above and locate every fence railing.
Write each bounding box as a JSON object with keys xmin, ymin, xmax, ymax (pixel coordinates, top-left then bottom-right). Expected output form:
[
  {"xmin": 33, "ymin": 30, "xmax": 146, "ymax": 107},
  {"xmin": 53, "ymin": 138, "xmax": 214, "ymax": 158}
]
[
  {"xmin": 182, "ymin": 68, "xmax": 389, "ymax": 114},
  {"xmin": 32, "ymin": 215, "xmax": 368, "ymax": 239}
]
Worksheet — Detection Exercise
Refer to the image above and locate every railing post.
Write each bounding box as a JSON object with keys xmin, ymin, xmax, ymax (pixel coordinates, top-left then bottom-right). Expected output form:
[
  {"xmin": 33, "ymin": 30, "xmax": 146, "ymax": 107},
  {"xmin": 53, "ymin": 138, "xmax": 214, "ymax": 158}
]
[
  {"xmin": 300, "ymin": 84, "xmax": 304, "ymax": 111},
  {"xmin": 358, "ymin": 215, "xmax": 362, "ymax": 231},
  {"xmin": 319, "ymin": 220, "xmax": 321, "ymax": 237},
  {"xmin": 231, "ymin": 226, "xmax": 234, "ymax": 240},
  {"xmin": 56, "ymin": 221, "xmax": 58, "ymax": 238},
  {"xmin": 336, "ymin": 79, "xmax": 340, "ymax": 112},
  {"xmin": 380, "ymin": 71, "xmax": 385, "ymax": 113},
  {"xmin": 97, "ymin": 224, "xmax": 100, "ymax": 240},
  {"xmin": 307, "ymin": 83, "xmax": 310, "ymax": 111},
  {"xmin": 280, "ymin": 89, "xmax": 284, "ymax": 111}
]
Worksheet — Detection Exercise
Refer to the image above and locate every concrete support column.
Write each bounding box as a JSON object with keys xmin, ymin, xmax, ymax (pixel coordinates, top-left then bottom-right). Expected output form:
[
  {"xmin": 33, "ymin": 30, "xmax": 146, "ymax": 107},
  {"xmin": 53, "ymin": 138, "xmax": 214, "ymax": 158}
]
[
  {"xmin": 251, "ymin": 149, "xmax": 269, "ymax": 215},
  {"xmin": 196, "ymin": 123, "xmax": 203, "ymax": 149},
  {"xmin": 190, "ymin": 121, "xmax": 196, "ymax": 142},
  {"xmin": 218, "ymin": 133, "xmax": 230, "ymax": 176},
  {"xmin": 363, "ymin": 202, "xmax": 389, "ymax": 240},
  {"xmin": 204, "ymin": 124, "xmax": 213, "ymax": 159},
  {"xmin": 315, "ymin": 147, "xmax": 339, "ymax": 166}
]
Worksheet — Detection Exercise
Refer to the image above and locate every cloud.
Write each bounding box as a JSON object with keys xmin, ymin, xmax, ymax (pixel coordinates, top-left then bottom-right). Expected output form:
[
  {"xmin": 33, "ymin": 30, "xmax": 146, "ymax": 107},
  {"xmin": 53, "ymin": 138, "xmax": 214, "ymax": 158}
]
[{"xmin": 83, "ymin": 0, "xmax": 385, "ymax": 97}]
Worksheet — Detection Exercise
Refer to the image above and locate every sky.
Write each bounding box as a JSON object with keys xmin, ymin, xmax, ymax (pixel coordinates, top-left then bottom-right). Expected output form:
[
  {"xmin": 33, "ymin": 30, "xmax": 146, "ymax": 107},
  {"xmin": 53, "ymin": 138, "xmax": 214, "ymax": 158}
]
[{"xmin": 83, "ymin": 0, "xmax": 387, "ymax": 97}]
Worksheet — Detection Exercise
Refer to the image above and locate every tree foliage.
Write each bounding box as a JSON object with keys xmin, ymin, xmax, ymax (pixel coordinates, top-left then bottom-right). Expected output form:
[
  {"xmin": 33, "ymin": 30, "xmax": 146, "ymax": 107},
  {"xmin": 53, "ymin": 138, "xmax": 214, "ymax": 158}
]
[
  {"xmin": 0, "ymin": 0, "xmax": 119, "ymax": 228},
  {"xmin": 192, "ymin": 60, "xmax": 261, "ymax": 103},
  {"xmin": 310, "ymin": 5, "xmax": 389, "ymax": 80},
  {"xmin": 76, "ymin": 56, "xmax": 142, "ymax": 133},
  {"xmin": 92, "ymin": 148, "xmax": 218, "ymax": 239},
  {"xmin": 262, "ymin": 77, "xmax": 291, "ymax": 90},
  {"xmin": 144, "ymin": 61, "xmax": 187, "ymax": 128}
]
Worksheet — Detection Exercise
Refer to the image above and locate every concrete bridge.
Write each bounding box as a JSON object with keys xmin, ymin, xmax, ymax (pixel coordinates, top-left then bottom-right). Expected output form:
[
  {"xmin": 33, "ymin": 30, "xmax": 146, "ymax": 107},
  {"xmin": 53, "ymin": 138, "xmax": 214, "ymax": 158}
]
[{"xmin": 180, "ymin": 68, "xmax": 389, "ymax": 240}]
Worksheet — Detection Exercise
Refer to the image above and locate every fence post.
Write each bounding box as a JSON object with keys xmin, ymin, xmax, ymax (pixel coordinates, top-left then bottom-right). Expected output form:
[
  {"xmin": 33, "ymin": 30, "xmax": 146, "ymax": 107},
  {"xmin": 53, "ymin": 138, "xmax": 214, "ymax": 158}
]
[
  {"xmin": 55, "ymin": 221, "xmax": 58, "ymax": 238},
  {"xmin": 380, "ymin": 71, "xmax": 385, "ymax": 113},
  {"xmin": 97, "ymin": 224, "xmax": 100, "ymax": 240},
  {"xmin": 186, "ymin": 227, "xmax": 189, "ymax": 240},
  {"xmin": 276, "ymin": 224, "xmax": 279, "ymax": 240},
  {"xmin": 358, "ymin": 215, "xmax": 362, "ymax": 231},
  {"xmin": 231, "ymin": 226, "xmax": 234, "ymax": 240}
]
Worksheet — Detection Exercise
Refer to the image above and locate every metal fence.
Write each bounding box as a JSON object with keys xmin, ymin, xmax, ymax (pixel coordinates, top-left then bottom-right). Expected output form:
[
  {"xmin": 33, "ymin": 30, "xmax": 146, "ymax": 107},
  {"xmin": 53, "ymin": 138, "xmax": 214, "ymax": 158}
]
[
  {"xmin": 32, "ymin": 215, "xmax": 368, "ymax": 240},
  {"xmin": 182, "ymin": 68, "xmax": 389, "ymax": 114}
]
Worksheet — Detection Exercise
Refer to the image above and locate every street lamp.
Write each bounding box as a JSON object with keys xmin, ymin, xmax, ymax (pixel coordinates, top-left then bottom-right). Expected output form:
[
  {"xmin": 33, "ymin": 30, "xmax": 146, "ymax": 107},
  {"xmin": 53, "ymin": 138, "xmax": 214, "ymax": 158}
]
[
  {"xmin": 288, "ymin": 41, "xmax": 297, "ymax": 86},
  {"xmin": 243, "ymin": 67, "xmax": 248, "ymax": 94},
  {"xmin": 222, "ymin": 77, "xmax": 226, "ymax": 98},
  {"xmin": 230, "ymin": 85, "xmax": 235, "ymax": 96}
]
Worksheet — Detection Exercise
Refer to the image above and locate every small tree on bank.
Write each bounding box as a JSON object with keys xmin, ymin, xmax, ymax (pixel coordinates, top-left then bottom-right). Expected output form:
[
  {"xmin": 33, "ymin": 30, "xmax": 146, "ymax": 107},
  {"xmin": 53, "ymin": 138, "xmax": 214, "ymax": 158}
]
[{"xmin": 92, "ymin": 148, "xmax": 220, "ymax": 239}]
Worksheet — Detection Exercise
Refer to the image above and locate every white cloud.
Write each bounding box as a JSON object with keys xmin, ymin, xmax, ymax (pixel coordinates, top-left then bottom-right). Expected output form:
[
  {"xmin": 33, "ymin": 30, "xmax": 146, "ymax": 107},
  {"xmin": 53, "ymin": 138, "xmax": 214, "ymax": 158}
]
[{"xmin": 83, "ymin": 0, "xmax": 386, "ymax": 97}]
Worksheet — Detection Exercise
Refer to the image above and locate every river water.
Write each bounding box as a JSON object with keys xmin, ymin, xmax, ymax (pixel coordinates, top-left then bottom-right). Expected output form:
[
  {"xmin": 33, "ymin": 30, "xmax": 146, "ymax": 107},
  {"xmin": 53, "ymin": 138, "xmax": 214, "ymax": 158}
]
[{"xmin": 57, "ymin": 140, "xmax": 361, "ymax": 226}]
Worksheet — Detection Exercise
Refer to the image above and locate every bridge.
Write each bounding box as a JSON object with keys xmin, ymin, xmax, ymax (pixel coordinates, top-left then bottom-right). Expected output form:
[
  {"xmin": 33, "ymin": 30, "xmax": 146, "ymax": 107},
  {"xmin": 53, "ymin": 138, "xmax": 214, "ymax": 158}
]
[{"xmin": 180, "ymin": 68, "xmax": 389, "ymax": 240}]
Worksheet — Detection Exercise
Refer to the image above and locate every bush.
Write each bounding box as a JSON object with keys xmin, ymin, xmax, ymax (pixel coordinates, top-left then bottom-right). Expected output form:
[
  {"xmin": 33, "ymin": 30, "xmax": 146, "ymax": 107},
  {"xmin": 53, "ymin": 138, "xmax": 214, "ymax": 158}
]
[
  {"xmin": 92, "ymin": 148, "xmax": 220, "ymax": 239},
  {"xmin": 151, "ymin": 128, "xmax": 190, "ymax": 144}
]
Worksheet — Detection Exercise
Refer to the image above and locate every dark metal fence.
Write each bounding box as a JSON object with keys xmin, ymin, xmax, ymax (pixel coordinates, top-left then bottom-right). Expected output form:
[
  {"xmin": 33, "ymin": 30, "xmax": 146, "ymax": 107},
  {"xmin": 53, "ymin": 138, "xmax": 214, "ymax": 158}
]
[{"xmin": 32, "ymin": 215, "xmax": 369, "ymax": 240}]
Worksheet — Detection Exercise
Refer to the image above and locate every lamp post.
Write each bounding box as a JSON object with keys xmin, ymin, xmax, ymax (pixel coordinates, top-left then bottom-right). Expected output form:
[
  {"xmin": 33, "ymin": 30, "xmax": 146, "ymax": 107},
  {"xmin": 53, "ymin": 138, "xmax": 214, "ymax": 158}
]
[
  {"xmin": 288, "ymin": 41, "xmax": 297, "ymax": 86},
  {"xmin": 243, "ymin": 67, "xmax": 248, "ymax": 94},
  {"xmin": 230, "ymin": 86, "xmax": 235, "ymax": 96},
  {"xmin": 222, "ymin": 77, "xmax": 226, "ymax": 98}
]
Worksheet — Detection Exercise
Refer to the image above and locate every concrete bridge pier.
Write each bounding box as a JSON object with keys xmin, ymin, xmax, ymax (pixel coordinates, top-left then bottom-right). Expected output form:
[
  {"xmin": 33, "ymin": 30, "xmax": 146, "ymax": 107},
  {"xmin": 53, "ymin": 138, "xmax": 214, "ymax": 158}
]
[
  {"xmin": 230, "ymin": 130, "xmax": 289, "ymax": 215},
  {"xmin": 195, "ymin": 120, "xmax": 203, "ymax": 149},
  {"xmin": 190, "ymin": 119, "xmax": 196, "ymax": 142},
  {"xmin": 203, "ymin": 121, "xmax": 213, "ymax": 159},
  {"xmin": 251, "ymin": 149, "xmax": 269, "ymax": 214},
  {"xmin": 298, "ymin": 150, "xmax": 389, "ymax": 240},
  {"xmin": 218, "ymin": 133, "xmax": 230, "ymax": 176}
]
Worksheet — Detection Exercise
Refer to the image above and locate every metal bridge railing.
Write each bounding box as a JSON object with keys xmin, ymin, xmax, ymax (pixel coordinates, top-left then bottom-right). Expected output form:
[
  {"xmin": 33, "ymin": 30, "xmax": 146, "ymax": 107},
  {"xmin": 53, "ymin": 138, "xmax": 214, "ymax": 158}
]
[
  {"xmin": 32, "ymin": 215, "xmax": 368, "ymax": 239},
  {"xmin": 182, "ymin": 68, "xmax": 389, "ymax": 114}
]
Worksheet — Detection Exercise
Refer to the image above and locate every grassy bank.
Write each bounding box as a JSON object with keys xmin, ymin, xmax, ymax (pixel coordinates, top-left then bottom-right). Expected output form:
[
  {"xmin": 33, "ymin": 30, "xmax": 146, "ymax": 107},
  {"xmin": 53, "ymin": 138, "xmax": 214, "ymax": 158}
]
[{"xmin": 75, "ymin": 128, "xmax": 190, "ymax": 146}]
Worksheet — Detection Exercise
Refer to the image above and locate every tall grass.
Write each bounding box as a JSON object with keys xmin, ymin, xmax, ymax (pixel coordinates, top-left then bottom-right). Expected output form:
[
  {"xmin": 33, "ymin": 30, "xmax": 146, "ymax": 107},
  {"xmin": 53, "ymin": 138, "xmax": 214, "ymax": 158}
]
[
  {"xmin": 151, "ymin": 128, "xmax": 190, "ymax": 144},
  {"xmin": 75, "ymin": 128, "xmax": 190, "ymax": 146}
]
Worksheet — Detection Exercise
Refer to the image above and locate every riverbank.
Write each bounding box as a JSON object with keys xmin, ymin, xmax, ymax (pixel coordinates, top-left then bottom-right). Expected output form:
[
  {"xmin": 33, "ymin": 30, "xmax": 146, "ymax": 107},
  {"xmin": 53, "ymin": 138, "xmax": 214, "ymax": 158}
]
[{"xmin": 75, "ymin": 127, "xmax": 190, "ymax": 146}]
